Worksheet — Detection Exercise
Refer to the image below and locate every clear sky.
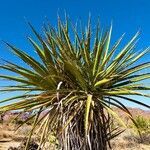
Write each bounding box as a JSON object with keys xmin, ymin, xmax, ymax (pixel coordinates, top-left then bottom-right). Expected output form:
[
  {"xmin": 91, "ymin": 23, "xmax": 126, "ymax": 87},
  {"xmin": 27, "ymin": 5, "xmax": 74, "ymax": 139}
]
[{"xmin": 0, "ymin": 0, "xmax": 149, "ymax": 109}]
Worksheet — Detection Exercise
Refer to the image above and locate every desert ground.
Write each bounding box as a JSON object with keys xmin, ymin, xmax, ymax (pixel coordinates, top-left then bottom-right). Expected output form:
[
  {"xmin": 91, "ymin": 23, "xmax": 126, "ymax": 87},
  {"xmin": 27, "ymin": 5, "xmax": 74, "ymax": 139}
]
[{"xmin": 0, "ymin": 108, "xmax": 149, "ymax": 150}]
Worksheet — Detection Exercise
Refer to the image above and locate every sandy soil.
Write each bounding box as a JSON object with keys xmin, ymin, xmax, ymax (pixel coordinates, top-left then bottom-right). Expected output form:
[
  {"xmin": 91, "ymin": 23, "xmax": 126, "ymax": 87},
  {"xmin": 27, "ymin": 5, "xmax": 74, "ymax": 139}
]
[
  {"xmin": 0, "ymin": 141, "xmax": 19, "ymax": 150},
  {"xmin": 0, "ymin": 124, "xmax": 26, "ymax": 150},
  {"xmin": 0, "ymin": 128, "xmax": 149, "ymax": 150},
  {"xmin": 0, "ymin": 108, "xmax": 149, "ymax": 150},
  {"xmin": 110, "ymin": 129, "xmax": 150, "ymax": 150}
]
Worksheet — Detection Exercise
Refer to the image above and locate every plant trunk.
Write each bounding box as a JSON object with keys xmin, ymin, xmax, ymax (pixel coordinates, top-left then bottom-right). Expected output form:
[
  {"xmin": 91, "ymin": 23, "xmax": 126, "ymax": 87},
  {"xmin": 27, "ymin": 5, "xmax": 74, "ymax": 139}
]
[{"xmin": 58, "ymin": 108, "xmax": 110, "ymax": 150}]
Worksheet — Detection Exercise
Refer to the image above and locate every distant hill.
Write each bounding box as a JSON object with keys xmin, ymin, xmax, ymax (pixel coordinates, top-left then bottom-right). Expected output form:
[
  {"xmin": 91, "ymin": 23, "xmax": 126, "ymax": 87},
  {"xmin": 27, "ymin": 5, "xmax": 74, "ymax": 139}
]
[
  {"xmin": 1, "ymin": 107, "xmax": 149, "ymax": 123},
  {"xmin": 114, "ymin": 107, "xmax": 150, "ymax": 119}
]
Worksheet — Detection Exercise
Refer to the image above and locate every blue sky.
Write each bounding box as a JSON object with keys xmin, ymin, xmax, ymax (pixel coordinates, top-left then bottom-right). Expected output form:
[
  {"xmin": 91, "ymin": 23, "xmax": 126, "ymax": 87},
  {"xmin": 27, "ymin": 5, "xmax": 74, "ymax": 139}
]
[{"xmin": 0, "ymin": 0, "xmax": 149, "ymax": 109}]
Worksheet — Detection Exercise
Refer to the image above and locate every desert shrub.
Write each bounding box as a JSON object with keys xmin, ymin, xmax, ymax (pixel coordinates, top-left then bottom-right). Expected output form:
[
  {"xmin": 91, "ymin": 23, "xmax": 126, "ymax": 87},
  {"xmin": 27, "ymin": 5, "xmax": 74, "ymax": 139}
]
[
  {"xmin": 0, "ymin": 112, "xmax": 5, "ymax": 123},
  {"xmin": 130, "ymin": 115, "xmax": 150, "ymax": 144},
  {"xmin": 132, "ymin": 115, "xmax": 150, "ymax": 134},
  {"xmin": 13, "ymin": 118, "xmax": 24, "ymax": 125}
]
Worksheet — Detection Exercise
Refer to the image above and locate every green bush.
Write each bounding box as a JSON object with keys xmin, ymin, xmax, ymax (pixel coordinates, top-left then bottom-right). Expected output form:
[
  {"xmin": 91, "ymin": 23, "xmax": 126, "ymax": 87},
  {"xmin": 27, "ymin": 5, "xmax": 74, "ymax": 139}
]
[
  {"xmin": 134, "ymin": 115, "xmax": 150, "ymax": 133},
  {"xmin": 130, "ymin": 115, "xmax": 150, "ymax": 143}
]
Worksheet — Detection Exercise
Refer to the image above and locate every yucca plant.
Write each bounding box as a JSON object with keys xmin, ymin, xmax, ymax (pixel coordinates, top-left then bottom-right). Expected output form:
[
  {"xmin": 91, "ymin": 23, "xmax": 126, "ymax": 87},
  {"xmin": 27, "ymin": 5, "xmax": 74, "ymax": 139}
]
[{"xmin": 0, "ymin": 16, "xmax": 150, "ymax": 150}]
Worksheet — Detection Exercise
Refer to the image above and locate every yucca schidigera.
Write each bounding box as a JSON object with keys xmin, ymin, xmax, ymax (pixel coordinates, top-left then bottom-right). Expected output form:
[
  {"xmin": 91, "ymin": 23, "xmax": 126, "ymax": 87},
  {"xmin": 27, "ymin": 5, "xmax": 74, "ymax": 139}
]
[{"xmin": 0, "ymin": 17, "xmax": 150, "ymax": 149}]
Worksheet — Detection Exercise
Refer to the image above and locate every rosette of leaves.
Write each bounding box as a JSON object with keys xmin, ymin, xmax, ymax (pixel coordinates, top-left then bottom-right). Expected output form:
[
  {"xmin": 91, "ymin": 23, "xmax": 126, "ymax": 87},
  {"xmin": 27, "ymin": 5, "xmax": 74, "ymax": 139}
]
[{"xmin": 0, "ymin": 16, "xmax": 149, "ymax": 150}]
